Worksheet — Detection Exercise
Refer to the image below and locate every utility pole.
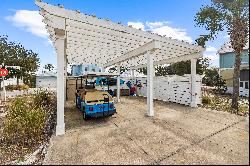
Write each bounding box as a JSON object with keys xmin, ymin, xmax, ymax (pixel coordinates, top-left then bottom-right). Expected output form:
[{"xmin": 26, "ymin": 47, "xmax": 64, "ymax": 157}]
[{"xmin": 0, "ymin": 63, "xmax": 6, "ymax": 102}]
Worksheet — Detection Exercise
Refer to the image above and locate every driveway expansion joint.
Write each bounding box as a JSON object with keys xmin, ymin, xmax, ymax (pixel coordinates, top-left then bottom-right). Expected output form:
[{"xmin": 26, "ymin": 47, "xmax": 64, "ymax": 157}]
[{"xmin": 153, "ymin": 118, "xmax": 246, "ymax": 164}]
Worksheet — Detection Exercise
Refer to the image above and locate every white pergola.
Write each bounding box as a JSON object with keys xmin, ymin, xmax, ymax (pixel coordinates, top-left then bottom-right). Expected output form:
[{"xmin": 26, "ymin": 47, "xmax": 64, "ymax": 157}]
[{"xmin": 35, "ymin": 0, "xmax": 205, "ymax": 136}]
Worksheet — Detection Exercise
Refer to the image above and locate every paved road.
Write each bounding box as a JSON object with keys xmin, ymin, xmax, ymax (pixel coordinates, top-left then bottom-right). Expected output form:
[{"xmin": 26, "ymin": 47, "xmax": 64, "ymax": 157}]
[{"xmin": 44, "ymin": 97, "xmax": 249, "ymax": 165}]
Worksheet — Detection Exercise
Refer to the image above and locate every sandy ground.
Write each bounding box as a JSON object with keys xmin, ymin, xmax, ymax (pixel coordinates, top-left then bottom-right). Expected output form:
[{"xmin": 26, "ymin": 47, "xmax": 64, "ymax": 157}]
[{"xmin": 44, "ymin": 96, "xmax": 249, "ymax": 165}]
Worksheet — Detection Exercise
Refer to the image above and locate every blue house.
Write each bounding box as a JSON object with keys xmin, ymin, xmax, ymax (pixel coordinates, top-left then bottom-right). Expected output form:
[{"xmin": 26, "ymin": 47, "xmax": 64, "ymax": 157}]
[
  {"xmin": 218, "ymin": 41, "xmax": 249, "ymax": 97},
  {"xmin": 71, "ymin": 64, "xmax": 104, "ymax": 76}
]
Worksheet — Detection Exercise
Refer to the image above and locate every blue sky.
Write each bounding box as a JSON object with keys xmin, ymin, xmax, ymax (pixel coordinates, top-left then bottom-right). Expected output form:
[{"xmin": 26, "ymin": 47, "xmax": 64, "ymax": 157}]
[{"xmin": 0, "ymin": 0, "xmax": 230, "ymax": 71}]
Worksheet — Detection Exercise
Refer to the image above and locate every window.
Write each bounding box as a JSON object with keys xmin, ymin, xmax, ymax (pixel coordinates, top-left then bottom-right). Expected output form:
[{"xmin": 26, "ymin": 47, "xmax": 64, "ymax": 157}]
[
  {"xmin": 240, "ymin": 69, "xmax": 249, "ymax": 81},
  {"xmin": 245, "ymin": 82, "xmax": 249, "ymax": 89},
  {"xmin": 85, "ymin": 67, "xmax": 88, "ymax": 71},
  {"xmin": 240, "ymin": 82, "xmax": 243, "ymax": 87},
  {"xmin": 92, "ymin": 68, "xmax": 95, "ymax": 72},
  {"xmin": 99, "ymin": 69, "xmax": 102, "ymax": 72}
]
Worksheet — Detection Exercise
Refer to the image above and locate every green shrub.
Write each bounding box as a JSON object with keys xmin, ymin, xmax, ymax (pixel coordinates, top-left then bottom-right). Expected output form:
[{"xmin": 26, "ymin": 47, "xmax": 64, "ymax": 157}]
[
  {"xmin": 239, "ymin": 105, "xmax": 249, "ymax": 115},
  {"xmin": 202, "ymin": 94, "xmax": 211, "ymax": 105},
  {"xmin": 5, "ymin": 84, "xmax": 29, "ymax": 91},
  {"xmin": 1, "ymin": 89, "xmax": 56, "ymax": 146},
  {"xmin": 3, "ymin": 97, "xmax": 45, "ymax": 145},
  {"xmin": 19, "ymin": 84, "xmax": 29, "ymax": 90},
  {"xmin": 239, "ymin": 100, "xmax": 249, "ymax": 116},
  {"xmin": 33, "ymin": 89, "xmax": 56, "ymax": 109},
  {"xmin": 202, "ymin": 68, "xmax": 227, "ymax": 95},
  {"xmin": 5, "ymin": 85, "xmax": 15, "ymax": 91}
]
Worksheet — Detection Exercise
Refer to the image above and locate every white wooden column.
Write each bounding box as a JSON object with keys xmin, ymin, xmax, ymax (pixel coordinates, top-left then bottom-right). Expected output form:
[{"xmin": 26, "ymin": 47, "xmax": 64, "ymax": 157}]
[
  {"xmin": 117, "ymin": 64, "xmax": 121, "ymax": 102},
  {"xmin": 131, "ymin": 69, "xmax": 135, "ymax": 84},
  {"xmin": 147, "ymin": 51, "xmax": 154, "ymax": 116},
  {"xmin": 55, "ymin": 32, "xmax": 66, "ymax": 136},
  {"xmin": 64, "ymin": 54, "xmax": 67, "ymax": 101},
  {"xmin": 153, "ymin": 66, "xmax": 156, "ymax": 77},
  {"xmin": 191, "ymin": 59, "xmax": 197, "ymax": 108}
]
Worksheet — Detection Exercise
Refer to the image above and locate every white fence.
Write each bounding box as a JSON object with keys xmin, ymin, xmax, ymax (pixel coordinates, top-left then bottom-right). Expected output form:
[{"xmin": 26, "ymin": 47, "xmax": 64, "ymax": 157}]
[
  {"xmin": 1, "ymin": 88, "xmax": 56, "ymax": 99},
  {"xmin": 123, "ymin": 74, "xmax": 202, "ymax": 106}
]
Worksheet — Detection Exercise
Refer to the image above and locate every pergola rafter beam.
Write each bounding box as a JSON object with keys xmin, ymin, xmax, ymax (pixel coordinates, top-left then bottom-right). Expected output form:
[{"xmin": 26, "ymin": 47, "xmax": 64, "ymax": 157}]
[
  {"xmin": 103, "ymin": 40, "xmax": 161, "ymax": 67},
  {"xmin": 130, "ymin": 52, "xmax": 203, "ymax": 70},
  {"xmin": 67, "ymin": 48, "xmax": 194, "ymax": 67}
]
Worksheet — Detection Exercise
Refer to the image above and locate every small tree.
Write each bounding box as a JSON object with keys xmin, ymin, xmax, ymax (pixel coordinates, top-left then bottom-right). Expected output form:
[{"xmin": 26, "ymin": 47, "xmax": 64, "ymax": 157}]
[
  {"xmin": 202, "ymin": 68, "xmax": 227, "ymax": 94},
  {"xmin": 108, "ymin": 66, "xmax": 128, "ymax": 74},
  {"xmin": 202, "ymin": 68, "xmax": 219, "ymax": 86},
  {"xmin": 137, "ymin": 58, "xmax": 209, "ymax": 76},
  {"xmin": 0, "ymin": 35, "xmax": 40, "ymax": 86},
  {"xmin": 214, "ymin": 74, "xmax": 228, "ymax": 94},
  {"xmin": 44, "ymin": 64, "xmax": 54, "ymax": 71},
  {"xmin": 195, "ymin": 0, "xmax": 249, "ymax": 112},
  {"xmin": 155, "ymin": 65, "xmax": 169, "ymax": 76}
]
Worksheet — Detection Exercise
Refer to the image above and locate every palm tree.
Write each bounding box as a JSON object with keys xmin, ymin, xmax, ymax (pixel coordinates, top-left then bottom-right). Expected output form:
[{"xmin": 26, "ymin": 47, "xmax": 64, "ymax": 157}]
[{"xmin": 195, "ymin": 0, "xmax": 249, "ymax": 112}]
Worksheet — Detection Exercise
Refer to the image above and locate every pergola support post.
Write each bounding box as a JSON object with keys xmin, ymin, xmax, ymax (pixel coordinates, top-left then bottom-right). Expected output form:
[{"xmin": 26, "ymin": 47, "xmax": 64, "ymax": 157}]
[
  {"xmin": 117, "ymin": 64, "xmax": 121, "ymax": 102},
  {"xmin": 131, "ymin": 69, "xmax": 135, "ymax": 85},
  {"xmin": 64, "ymin": 54, "xmax": 67, "ymax": 102},
  {"xmin": 147, "ymin": 51, "xmax": 154, "ymax": 117},
  {"xmin": 190, "ymin": 58, "xmax": 197, "ymax": 108},
  {"xmin": 55, "ymin": 32, "xmax": 66, "ymax": 136}
]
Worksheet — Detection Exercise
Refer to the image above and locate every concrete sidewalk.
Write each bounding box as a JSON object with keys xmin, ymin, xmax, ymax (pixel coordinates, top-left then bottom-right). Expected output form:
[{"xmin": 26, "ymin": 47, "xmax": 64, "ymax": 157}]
[{"xmin": 44, "ymin": 97, "xmax": 249, "ymax": 165}]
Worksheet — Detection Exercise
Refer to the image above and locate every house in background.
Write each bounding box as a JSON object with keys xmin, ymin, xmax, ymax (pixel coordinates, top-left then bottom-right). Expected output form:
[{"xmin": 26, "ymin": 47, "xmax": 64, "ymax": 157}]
[
  {"xmin": 36, "ymin": 70, "xmax": 57, "ymax": 89},
  {"xmin": 71, "ymin": 64, "xmax": 104, "ymax": 76},
  {"xmin": 0, "ymin": 77, "xmax": 23, "ymax": 88},
  {"xmin": 218, "ymin": 41, "xmax": 249, "ymax": 97},
  {"xmin": 0, "ymin": 66, "xmax": 23, "ymax": 88}
]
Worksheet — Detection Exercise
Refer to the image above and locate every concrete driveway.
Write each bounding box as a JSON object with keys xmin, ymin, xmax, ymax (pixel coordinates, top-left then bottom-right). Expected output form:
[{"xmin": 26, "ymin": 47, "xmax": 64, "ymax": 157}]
[{"xmin": 44, "ymin": 97, "xmax": 249, "ymax": 165}]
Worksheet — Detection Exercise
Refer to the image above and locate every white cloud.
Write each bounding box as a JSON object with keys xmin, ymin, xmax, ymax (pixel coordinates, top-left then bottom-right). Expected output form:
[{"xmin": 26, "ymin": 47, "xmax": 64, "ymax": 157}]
[
  {"xmin": 204, "ymin": 53, "xmax": 219, "ymax": 61},
  {"xmin": 203, "ymin": 46, "xmax": 219, "ymax": 67},
  {"xmin": 5, "ymin": 10, "xmax": 48, "ymax": 38},
  {"xmin": 205, "ymin": 54, "xmax": 219, "ymax": 67},
  {"xmin": 203, "ymin": 51, "xmax": 219, "ymax": 67},
  {"xmin": 48, "ymin": 39, "xmax": 53, "ymax": 45},
  {"xmin": 43, "ymin": 39, "xmax": 53, "ymax": 46},
  {"xmin": 205, "ymin": 46, "xmax": 217, "ymax": 52},
  {"xmin": 127, "ymin": 21, "xmax": 193, "ymax": 43},
  {"xmin": 145, "ymin": 21, "xmax": 170, "ymax": 29},
  {"xmin": 151, "ymin": 26, "xmax": 192, "ymax": 43},
  {"xmin": 127, "ymin": 22, "xmax": 145, "ymax": 30}
]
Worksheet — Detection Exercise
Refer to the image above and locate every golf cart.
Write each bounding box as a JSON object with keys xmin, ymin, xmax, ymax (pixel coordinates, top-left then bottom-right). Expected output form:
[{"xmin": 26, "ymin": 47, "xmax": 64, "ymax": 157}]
[{"xmin": 75, "ymin": 72, "xmax": 119, "ymax": 120}]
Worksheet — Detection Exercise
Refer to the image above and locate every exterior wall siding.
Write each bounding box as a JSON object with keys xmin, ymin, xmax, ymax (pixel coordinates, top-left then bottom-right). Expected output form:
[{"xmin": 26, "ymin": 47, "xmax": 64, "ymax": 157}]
[
  {"xmin": 219, "ymin": 49, "xmax": 249, "ymax": 97},
  {"xmin": 71, "ymin": 64, "xmax": 103, "ymax": 76},
  {"xmin": 36, "ymin": 76, "xmax": 57, "ymax": 89},
  {"xmin": 220, "ymin": 50, "xmax": 249, "ymax": 68},
  {"xmin": 220, "ymin": 69, "xmax": 234, "ymax": 87},
  {"xmin": 0, "ymin": 77, "xmax": 23, "ymax": 87}
]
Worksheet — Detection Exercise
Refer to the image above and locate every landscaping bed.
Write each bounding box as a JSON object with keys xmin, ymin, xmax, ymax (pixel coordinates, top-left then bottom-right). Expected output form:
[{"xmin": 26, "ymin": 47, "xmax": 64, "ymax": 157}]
[
  {"xmin": 202, "ymin": 91, "xmax": 249, "ymax": 116},
  {"xmin": 0, "ymin": 90, "xmax": 57, "ymax": 164}
]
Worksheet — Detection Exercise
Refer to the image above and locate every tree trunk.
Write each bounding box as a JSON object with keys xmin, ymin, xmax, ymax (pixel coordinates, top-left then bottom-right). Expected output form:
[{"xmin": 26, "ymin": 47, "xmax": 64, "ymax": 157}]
[
  {"xmin": 229, "ymin": 17, "xmax": 248, "ymax": 113},
  {"xmin": 231, "ymin": 51, "xmax": 241, "ymax": 112}
]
